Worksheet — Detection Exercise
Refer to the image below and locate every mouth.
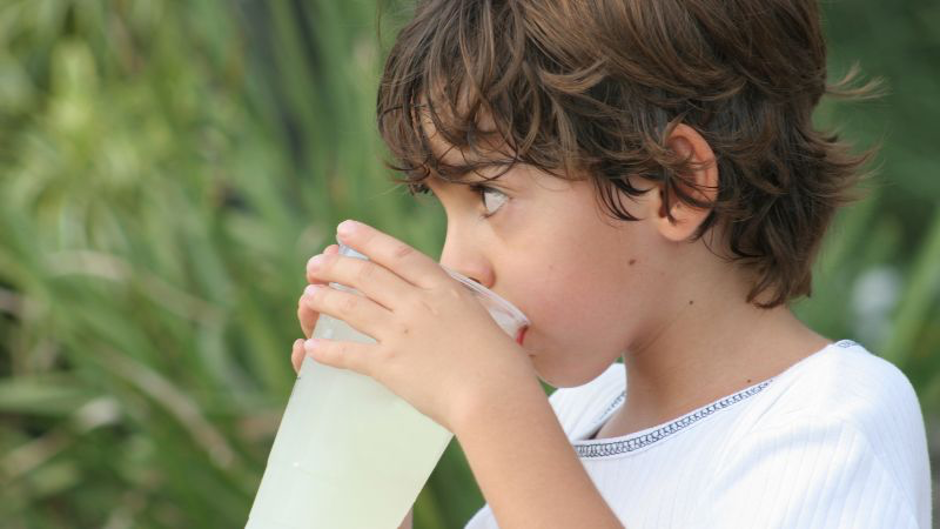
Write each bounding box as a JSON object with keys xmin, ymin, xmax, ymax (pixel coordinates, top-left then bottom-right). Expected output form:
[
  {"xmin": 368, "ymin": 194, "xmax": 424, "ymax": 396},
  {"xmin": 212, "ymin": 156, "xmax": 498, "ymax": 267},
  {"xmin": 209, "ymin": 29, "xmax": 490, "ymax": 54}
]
[{"xmin": 516, "ymin": 326, "xmax": 529, "ymax": 347}]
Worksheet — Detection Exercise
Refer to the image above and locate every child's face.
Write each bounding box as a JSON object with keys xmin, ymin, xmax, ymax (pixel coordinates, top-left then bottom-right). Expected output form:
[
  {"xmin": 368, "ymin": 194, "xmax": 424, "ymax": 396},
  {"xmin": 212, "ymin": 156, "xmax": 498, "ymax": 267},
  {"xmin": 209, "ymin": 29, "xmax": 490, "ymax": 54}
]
[{"xmin": 424, "ymin": 156, "xmax": 668, "ymax": 388}]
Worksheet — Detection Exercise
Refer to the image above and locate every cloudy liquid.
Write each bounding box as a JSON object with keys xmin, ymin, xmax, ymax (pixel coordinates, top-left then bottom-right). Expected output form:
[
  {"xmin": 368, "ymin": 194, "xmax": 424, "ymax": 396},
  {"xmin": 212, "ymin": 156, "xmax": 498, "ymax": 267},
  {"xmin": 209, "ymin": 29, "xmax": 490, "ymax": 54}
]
[{"xmin": 245, "ymin": 314, "xmax": 453, "ymax": 529}]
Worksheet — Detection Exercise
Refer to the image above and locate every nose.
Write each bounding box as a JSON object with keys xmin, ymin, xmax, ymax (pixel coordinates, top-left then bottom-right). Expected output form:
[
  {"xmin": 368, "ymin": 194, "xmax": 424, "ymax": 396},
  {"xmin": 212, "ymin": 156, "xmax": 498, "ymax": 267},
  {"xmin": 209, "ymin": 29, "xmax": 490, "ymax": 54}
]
[{"xmin": 438, "ymin": 230, "xmax": 495, "ymax": 289}]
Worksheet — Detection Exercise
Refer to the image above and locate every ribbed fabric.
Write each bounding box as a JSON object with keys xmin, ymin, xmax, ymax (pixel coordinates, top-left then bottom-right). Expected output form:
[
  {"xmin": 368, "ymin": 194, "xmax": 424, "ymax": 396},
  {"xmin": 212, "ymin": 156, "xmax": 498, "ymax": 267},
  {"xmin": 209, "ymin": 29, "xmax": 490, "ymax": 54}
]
[{"xmin": 464, "ymin": 340, "xmax": 933, "ymax": 528}]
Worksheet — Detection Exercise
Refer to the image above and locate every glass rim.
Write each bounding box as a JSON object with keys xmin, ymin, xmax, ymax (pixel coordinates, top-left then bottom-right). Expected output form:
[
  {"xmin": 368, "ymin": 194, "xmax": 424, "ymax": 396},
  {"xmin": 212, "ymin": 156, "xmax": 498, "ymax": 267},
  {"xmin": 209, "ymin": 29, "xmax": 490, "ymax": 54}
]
[
  {"xmin": 441, "ymin": 265, "xmax": 530, "ymax": 328},
  {"xmin": 339, "ymin": 243, "xmax": 529, "ymax": 328}
]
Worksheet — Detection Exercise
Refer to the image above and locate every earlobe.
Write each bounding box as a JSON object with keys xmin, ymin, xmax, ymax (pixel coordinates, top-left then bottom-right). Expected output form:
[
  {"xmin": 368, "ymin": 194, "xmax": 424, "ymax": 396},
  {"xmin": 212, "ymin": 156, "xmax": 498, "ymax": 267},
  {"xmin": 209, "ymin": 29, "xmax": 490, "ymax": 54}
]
[{"xmin": 652, "ymin": 124, "xmax": 719, "ymax": 243}]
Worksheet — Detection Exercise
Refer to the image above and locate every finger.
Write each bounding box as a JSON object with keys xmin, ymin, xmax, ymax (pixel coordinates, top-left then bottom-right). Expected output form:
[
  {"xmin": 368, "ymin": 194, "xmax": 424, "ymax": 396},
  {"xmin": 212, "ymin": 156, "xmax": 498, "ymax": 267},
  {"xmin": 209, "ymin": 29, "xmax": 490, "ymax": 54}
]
[
  {"xmin": 299, "ymin": 244, "xmax": 341, "ymax": 338},
  {"xmin": 306, "ymin": 252, "xmax": 413, "ymax": 312},
  {"xmin": 298, "ymin": 296, "xmax": 319, "ymax": 338},
  {"xmin": 304, "ymin": 338, "xmax": 375, "ymax": 377},
  {"xmin": 305, "ymin": 244, "xmax": 340, "ymax": 284},
  {"xmin": 291, "ymin": 338, "xmax": 305, "ymax": 373},
  {"xmin": 302, "ymin": 283, "xmax": 389, "ymax": 340},
  {"xmin": 335, "ymin": 220, "xmax": 446, "ymax": 289}
]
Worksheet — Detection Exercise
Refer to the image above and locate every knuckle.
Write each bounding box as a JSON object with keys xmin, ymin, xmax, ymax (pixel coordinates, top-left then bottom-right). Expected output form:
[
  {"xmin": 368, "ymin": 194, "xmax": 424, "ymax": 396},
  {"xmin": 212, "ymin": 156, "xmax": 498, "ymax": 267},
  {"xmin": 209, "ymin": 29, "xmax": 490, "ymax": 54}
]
[
  {"xmin": 355, "ymin": 261, "xmax": 376, "ymax": 284},
  {"xmin": 340, "ymin": 293, "xmax": 359, "ymax": 313},
  {"xmin": 393, "ymin": 243, "xmax": 414, "ymax": 260}
]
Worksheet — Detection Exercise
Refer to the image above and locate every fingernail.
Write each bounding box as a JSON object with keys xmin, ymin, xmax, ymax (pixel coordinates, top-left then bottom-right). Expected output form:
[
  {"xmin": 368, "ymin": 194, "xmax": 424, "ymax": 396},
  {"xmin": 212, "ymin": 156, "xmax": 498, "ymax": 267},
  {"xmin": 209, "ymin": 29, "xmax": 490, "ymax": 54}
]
[
  {"xmin": 337, "ymin": 220, "xmax": 358, "ymax": 237},
  {"xmin": 304, "ymin": 284, "xmax": 322, "ymax": 297},
  {"xmin": 304, "ymin": 339, "xmax": 321, "ymax": 352},
  {"xmin": 308, "ymin": 254, "xmax": 325, "ymax": 270}
]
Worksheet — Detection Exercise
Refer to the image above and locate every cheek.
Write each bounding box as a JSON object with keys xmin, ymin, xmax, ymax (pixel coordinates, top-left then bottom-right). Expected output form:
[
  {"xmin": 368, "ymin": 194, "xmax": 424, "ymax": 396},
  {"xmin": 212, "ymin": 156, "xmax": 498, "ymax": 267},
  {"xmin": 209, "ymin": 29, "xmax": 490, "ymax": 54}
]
[{"xmin": 515, "ymin": 264, "xmax": 630, "ymax": 365}]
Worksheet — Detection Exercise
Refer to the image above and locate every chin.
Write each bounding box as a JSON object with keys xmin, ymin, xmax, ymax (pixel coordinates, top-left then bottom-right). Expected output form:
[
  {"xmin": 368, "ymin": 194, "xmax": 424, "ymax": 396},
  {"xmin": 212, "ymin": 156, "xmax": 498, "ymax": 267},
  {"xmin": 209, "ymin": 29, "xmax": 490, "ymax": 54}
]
[
  {"xmin": 527, "ymin": 356, "xmax": 559, "ymax": 388},
  {"xmin": 536, "ymin": 358, "xmax": 617, "ymax": 389},
  {"xmin": 531, "ymin": 361, "xmax": 579, "ymax": 389}
]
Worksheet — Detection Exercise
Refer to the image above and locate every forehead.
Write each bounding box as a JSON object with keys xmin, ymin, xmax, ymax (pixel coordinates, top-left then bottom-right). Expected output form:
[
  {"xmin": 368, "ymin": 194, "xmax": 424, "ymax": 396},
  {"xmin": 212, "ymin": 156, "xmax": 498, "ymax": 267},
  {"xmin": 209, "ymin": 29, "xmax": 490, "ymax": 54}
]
[{"xmin": 416, "ymin": 91, "xmax": 517, "ymax": 181}]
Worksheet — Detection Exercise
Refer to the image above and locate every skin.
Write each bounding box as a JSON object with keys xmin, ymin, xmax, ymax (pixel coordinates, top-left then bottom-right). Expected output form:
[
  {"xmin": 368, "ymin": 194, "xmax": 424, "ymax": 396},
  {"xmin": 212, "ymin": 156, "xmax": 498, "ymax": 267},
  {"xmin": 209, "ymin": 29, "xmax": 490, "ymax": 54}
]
[
  {"xmin": 302, "ymin": 121, "xmax": 827, "ymax": 423},
  {"xmin": 290, "ymin": 120, "xmax": 832, "ymax": 527}
]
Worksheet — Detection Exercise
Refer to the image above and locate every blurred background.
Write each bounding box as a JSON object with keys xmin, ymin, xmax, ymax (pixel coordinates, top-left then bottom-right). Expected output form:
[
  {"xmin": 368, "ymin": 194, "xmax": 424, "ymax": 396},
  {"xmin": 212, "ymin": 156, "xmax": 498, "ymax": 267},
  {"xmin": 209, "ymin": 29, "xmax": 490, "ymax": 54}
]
[{"xmin": 0, "ymin": 0, "xmax": 937, "ymax": 527}]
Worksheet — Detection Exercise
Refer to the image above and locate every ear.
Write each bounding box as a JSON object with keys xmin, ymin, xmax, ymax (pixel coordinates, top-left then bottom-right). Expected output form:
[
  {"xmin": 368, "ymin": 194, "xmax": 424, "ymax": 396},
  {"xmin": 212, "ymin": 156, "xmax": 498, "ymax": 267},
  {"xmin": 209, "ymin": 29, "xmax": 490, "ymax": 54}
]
[{"xmin": 649, "ymin": 123, "xmax": 719, "ymax": 243}]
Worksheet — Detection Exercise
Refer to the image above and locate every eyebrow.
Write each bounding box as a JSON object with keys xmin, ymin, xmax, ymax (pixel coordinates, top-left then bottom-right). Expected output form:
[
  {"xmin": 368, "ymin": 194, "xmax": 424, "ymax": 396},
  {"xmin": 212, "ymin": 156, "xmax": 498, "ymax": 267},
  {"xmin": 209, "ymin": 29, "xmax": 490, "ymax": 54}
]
[
  {"xmin": 431, "ymin": 174, "xmax": 509, "ymax": 203},
  {"xmin": 430, "ymin": 157, "xmax": 516, "ymax": 183},
  {"xmin": 415, "ymin": 162, "xmax": 516, "ymax": 197}
]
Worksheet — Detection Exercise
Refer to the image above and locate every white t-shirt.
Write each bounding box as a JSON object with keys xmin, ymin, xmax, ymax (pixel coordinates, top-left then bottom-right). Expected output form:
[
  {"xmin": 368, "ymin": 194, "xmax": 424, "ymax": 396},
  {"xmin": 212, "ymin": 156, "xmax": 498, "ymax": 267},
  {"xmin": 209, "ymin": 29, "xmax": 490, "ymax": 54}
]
[{"xmin": 464, "ymin": 340, "xmax": 933, "ymax": 528}]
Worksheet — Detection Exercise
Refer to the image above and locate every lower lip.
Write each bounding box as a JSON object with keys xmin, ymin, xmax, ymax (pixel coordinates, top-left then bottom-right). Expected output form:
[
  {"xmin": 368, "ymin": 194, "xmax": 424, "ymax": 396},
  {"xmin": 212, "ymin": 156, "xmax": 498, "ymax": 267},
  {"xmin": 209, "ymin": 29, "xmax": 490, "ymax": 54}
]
[{"xmin": 516, "ymin": 327, "xmax": 528, "ymax": 346}]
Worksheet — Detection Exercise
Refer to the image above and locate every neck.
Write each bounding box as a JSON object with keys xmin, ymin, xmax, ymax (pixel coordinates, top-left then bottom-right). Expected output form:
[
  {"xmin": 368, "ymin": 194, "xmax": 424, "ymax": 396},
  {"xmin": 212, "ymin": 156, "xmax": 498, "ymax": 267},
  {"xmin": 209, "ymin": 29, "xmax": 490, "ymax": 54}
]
[{"xmin": 611, "ymin": 278, "xmax": 830, "ymax": 438}]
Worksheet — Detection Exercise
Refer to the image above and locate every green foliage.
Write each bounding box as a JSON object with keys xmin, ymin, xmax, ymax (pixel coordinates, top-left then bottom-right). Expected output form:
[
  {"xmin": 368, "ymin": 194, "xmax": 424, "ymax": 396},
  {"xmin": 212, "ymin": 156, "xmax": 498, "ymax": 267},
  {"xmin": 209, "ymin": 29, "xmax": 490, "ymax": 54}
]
[{"xmin": 0, "ymin": 1, "xmax": 936, "ymax": 527}]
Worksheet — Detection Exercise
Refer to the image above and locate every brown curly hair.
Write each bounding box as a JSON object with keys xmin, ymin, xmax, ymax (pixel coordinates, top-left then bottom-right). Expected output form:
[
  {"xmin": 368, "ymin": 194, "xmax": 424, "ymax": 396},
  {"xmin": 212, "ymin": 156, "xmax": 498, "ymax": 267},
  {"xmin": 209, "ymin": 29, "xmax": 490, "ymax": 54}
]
[{"xmin": 376, "ymin": 0, "xmax": 880, "ymax": 308}]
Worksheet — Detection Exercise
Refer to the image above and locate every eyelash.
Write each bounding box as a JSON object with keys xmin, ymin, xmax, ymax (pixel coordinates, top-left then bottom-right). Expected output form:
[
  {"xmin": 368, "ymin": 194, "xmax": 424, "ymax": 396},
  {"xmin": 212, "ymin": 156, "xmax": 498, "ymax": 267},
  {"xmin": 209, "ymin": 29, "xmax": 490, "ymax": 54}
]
[
  {"xmin": 410, "ymin": 182, "xmax": 506, "ymax": 219},
  {"xmin": 470, "ymin": 183, "xmax": 508, "ymax": 219}
]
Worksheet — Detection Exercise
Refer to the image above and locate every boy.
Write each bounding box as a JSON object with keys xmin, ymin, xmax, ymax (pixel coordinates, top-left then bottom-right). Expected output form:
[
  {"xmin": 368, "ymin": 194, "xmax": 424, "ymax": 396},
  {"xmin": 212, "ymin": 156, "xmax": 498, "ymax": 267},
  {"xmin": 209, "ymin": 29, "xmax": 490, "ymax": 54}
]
[{"xmin": 293, "ymin": 0, "xmax": 932, "ymax": 527}]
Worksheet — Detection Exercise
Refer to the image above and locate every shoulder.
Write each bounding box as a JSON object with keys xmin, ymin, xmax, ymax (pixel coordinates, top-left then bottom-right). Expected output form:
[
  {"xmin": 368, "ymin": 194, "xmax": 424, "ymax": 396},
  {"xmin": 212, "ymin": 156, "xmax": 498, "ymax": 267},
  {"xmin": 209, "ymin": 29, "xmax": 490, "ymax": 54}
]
[
  {"xmin": 752, "ymin": 340, "xmax": 924, "ymax": 440},
  {"xmin": 707, "ymin": 340, "xmax": 932, "ymax": 527}
]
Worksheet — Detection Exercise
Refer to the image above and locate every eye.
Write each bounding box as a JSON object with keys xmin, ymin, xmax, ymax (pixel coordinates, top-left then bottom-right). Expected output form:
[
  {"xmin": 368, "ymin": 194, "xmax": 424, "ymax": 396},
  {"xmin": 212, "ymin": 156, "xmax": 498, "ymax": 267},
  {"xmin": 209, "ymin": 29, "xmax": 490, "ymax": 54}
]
[
  {"xmin": 408, "ymin": 179, "xmax": 508, "ymax": 219},
  {"xmin": 469, "ymin": 184, "xmax": 508, "ymax": 218},
  {"xmin": 410, "ymin": 182, "xmax": 431, "ymax": 195}
]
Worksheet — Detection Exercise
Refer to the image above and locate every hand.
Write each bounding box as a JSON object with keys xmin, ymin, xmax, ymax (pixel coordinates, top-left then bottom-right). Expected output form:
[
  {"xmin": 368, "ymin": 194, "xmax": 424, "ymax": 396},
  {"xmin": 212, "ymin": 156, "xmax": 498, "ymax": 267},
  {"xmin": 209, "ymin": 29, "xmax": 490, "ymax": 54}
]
[
  {"xmin": 299, "ymin": 220, "xmax": 536, "ymax": 433},
  {"xmin": 291, "ymin": 243, "xmax": 341, "ymax": 373}
]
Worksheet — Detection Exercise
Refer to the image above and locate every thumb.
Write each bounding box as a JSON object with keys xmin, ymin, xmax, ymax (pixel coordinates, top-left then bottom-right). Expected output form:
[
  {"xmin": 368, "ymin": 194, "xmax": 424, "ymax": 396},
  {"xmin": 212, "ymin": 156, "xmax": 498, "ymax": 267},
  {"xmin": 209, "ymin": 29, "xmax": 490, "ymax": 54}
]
[
  {"xmin": 291, "ymin": 338, "xmax": 306, "ymax": 373},
  {"xmin": 303, "ymin": 339, "xmax": 373, "ymax": 377}
]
